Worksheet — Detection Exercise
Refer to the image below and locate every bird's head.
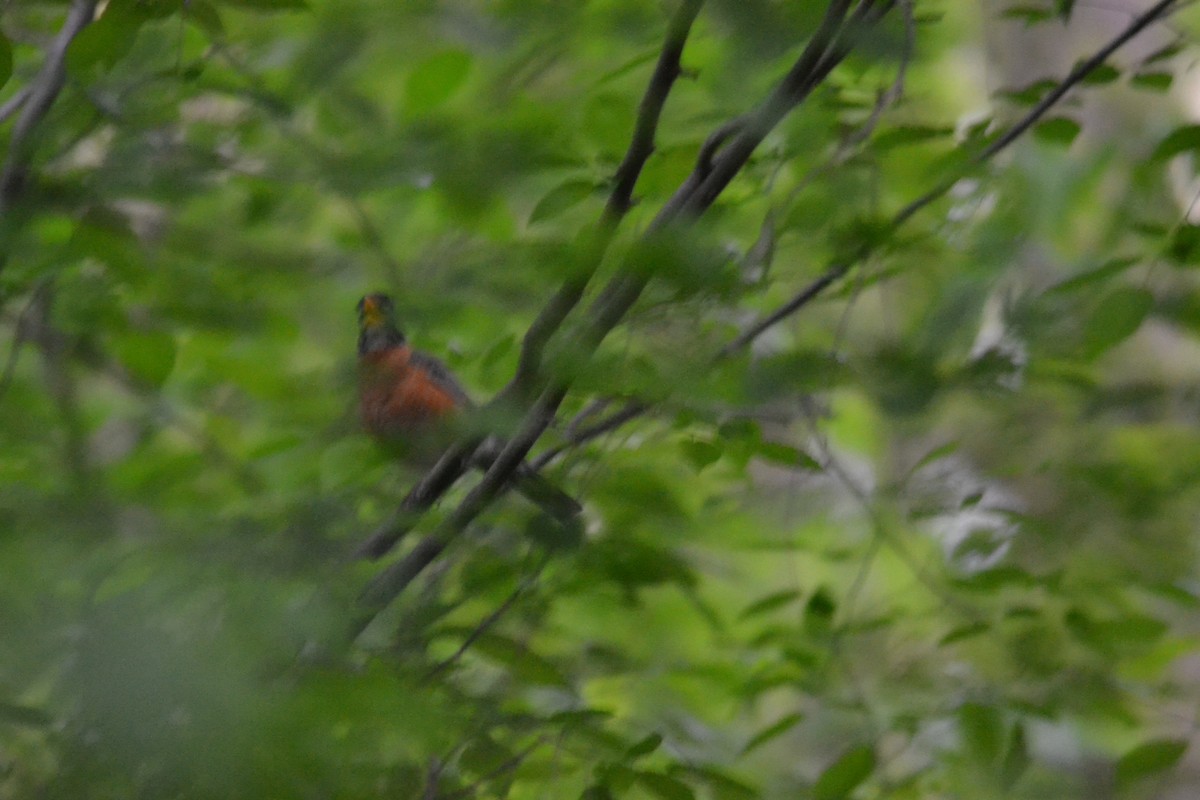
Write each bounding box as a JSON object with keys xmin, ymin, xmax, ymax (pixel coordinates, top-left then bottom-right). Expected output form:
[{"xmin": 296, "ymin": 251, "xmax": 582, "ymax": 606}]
[{"xmin": 357, "ymin": 292, "xmax": 406, "ymax": 354}]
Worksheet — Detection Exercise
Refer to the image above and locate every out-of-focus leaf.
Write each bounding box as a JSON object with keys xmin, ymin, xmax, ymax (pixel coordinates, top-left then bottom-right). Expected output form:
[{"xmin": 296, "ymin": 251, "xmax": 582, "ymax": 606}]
[
  {"xmin": 680, "ymin": 438, "xmax": 722, "ymax": 472},
  {"xmin": 471, "ymin": 633, "xmax": 570, "ymax": 687},
  {"xmin": 1131, "ymin": 72, "xmax": 1173, "ymax": 92},
  {"xmin": 997, "ymin": 78, "xmax": 1058, "ymax": 105},
  {"xmin": 1047, "ymin": 257, "xmax": 1138, "ymax": 293},
  {"xmin": 741, "ymin": 712, "xmax": 803, "ymax": 755},
  {"xmin": 1082, "ymin": 287, "xmax": 1152, "ymax": 358},
  {"xmin": 530, "ymin": 180, "xmax": 597, "ymax": 224},
  {"xmin": 1165, "ymin": 224, "xmax": 1200, "ymax": 266},
  {"xmin": 1033, "ymin": 117, "xmax": 1081, "ymax": 146},
  {"xmin": 637, "ymin": 771, "xmax": 695, "ymax": 800},
  {"xmin": 739, "ymin": 590, "xmax": 801, "ymax": 620},
  {"xmin": 1116, "ymin": 739, "xmax": 1188, "ymax": 788},
  {"xmin": 1001, "ymin": 6, "xmax": 1054, "ymax": 24},
  {"xmin": 1078, "ymin": 62, "xmax": 1118, "ymax": 85},
  {"xmin": 873, "ymin": 125, "xmax": 954, "ymax": 150},
  {"xmin": 405, "ymin": 50, "xmax": 473, "ymax": 113},
  {"xmin": 940, "ymin": 621, "xmax": 990, "ymax": 646},
  {"xmin": 0, "ymin": 32, "xmax": 12, "ymax": 91},
  {"xmin": 813, "ymin": 746, "xmax": 875, "ymax": 800},
  {"xmin": 1150, "ymin": 124, "xmax": 1200, "ymax": 162},
  {"xmin": 213, "ymin": 0, "xmax": 309, "ymax": 10},
  {"xmin": 111, "ymin": 330, "xmax": 176, "ymax": 388},
  {"xmin": 1001, "ymin": 723, "xmax": 1030, "ymax": 789},
  {"xmin": 960, "ymin": 703, "xmax": 1003, "ymax": 765},
  {"xmin": 0, "ymin": 701, "xmax": 52, "ymax": 728},
  {"xmin": 626, "ymin": 733, "xmax": 663, "ymax": 759}
]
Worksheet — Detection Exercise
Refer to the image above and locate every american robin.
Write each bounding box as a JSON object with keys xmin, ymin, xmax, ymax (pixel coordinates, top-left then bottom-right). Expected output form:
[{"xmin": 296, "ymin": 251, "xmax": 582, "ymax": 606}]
[{"xmin": 356, "ymin": 292, "xmax": 581, "ymax": 521}]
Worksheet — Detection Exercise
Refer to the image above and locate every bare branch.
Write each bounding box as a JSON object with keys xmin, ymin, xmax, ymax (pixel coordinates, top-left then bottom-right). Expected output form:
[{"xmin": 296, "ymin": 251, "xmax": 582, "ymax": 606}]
[
  {"xmin": 892, "ymin": 0, "xmax": 1181, "ymax": 229},
  {"xmin": 439, "ymin": 737, "xmax": 546, "ymax": 800},
  {"xmin": 356, "ymin": 2, "xmax": 898, "ymax": 620},
  {"xmin": 0, "ymin": 0, "xmax": 98, "ymax": 220},
  {"xmin": 424, "ymin": 558, "xmax": 547, "ymax": 681},
  {"xmin": 0, "ymin": 87, "xmax": 33, "ymax": 127},
  {"xmin": 356, "ymin": 1, "xmax": 710, "ymax": 564},
  {"xmin": 503, "ymin": 0, "xmax": 707, "ymax": 402},
  {"xmin": 735, "ymin": 0, "xmax": 1184, "ymax": 354}
]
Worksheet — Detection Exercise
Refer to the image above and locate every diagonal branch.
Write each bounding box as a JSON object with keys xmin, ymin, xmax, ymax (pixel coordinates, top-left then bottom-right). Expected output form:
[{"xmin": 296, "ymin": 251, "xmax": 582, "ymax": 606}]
[
  {"xmin": 0, "ymin": 0, "xmax": 98, "ymax": 221},
  {"xmin": 355, "ymin": 1, "xmax": 708, "ymax": 562},
  {"xmin": 356, "ymin": 0, "xmax": 893, "ymax": 621},
  {"xmin": 529, "ymin": 0, "xmax": 1186, "ymax": 465},
  {"xmin": 738, "ymin": 0, "xmax": 1184, "ymax": 354},
  {"xmin": 502, "ymin": 0, "xmax": 707, "ymax": 403}
]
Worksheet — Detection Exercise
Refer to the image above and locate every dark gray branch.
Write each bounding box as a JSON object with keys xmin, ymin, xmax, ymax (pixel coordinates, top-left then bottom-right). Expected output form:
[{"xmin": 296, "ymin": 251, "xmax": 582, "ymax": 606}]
[
  {"xmin": 356, "ymin": 1, "xmax": 894, "ymax": 621},
  {"xmin": 0, "ymin": 0, "xmax": 98, "ymax": 220}
]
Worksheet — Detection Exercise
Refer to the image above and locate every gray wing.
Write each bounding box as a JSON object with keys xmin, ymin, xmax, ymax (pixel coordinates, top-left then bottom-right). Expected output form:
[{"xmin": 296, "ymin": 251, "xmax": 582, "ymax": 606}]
[{"xmin": 409, "ymin": 350, "xmax": 475, "ymax": 408}]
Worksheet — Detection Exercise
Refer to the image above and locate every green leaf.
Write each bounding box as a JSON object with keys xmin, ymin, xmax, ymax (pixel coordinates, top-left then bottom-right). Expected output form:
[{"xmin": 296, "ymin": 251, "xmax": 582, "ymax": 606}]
[
  {"xmin": 1142, "ymin": 42, "xmax": 1183, "ymax": 65},
  {"xmin": 1001, "ymin": 723, "xmax": 1030, "ymax": 789},
  {"xmin": 530, "ymin": 180, "xmax": 597, "ymax": 224},
  {"xmin": 1150, "ymin": 124, "xmax": 1200, "ymax": 162},
  {"xmin": 1056, "ymin": 0, "xmax": 1076, "ymax": 20},
  {"xmin": 1082, "ymin": 287, "xmax": 1153, "ymax": 358},
  {"xmin": 1047, "ymin": 257, "xmax": 1138, "ymax": 293},
  {"xmin": 680, "ymin": 439, "xmax": 723, "ymax": 472},
  {"xmin": 1166, "ymin": 225, "xmax": 1200, "ymax": 266},
  {"xmin": 997, "ymin": 78, "xmax": 1058, "ymax": 106},
  {"xmin": 110, "ymin": 330, "xmax": 177, "ymax": 388},
  {"xmin": 1079, "ymin": 63, "xmax": 1119, "ymax": 85},
  {"xmin": 813, "ymin": 746, "xmax": 875, "ymax": 800},
  {"xmin": 1131, "ymin": 72, "xmax": 1173, "ymax": 92},
  {"xmin": 0, "ymin": 32, "xmax": 12, "ymax": 91},
  {"xmin": 741, "ymin": 712, "xmax": 804, "ymax": 755},
  {"xmin": 1116, "ymin": 739, "xmax": 1188, "ymax": 788},
  {"xmin": 213, "ymin": 0, "xmax": 309, "ymax": 10},
  {"xmin": 740, "ymin": 590, "xmax": 802, "ymax": 620},
  {"xmin": 471, "ymin": 634, "xmax": 570, "ymax": 686},
  {"xmin": 959, "ymin": 703, "xmax": 1004, "ymax": 765},
  {"xmin": 405, "ymin": 49, "xmax": 473, "ymax": 113},
  {"xmin": 0, "ymin": 701, "xmax": 52, "ymax": 728},
  {"xmin": 68, "ymin": 4, "xmax": 144, "ymax": 73},
  {"xmin": 873, "ymin": 125, "xmax": 954, "ymax": 150},
  {"xmin": 674, "ymin": 766, "xmax": 758, "ymax": 800},
  {"xmin": 626, "ymin": 733, "xmax": 663, "ymax": 759},
  {"xmin": 756, "ymin": 441, "xmax": 821, "ymax": 470},
  {"xmin": 1033, "ymin": 117, "xmax": 1081, "ymax": 146},
  {"xmin": 940, "ymin": 621, "xmax": 990, "ymax": 645},
  {"xmin": 1001, "ymin": 5, "xmax": 1054, "ymax": 24},
  {"xmin": 637, "ymin": 771, "xmax": 696, "ymax": 800}
]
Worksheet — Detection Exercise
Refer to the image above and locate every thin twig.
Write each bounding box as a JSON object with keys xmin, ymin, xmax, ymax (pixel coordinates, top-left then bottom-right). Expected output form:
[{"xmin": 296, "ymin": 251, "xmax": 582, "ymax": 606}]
[
  {"xmin": 732, "ymin": 0, "xmax": 1183, "ymax": 357},
  {"xmin": 0, "ymin": 87, "xmax": 33, "ymax": 127},
  {"xmin": 0, "ymin": 280, "xmax": 53, "ymax": 404},
  {"xmin": 439, "ymin": 736, "xmax": 547, "ymax": 800},
  {"xmin": 424, "ymin": 557, "xmax": 548, "ymax": 681}
]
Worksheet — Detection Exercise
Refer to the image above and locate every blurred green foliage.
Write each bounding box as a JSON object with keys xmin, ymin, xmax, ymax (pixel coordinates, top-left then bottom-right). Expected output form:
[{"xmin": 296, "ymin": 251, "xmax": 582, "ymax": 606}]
[{"xmin": 4, "ymin": 0, "xmax": 1200, "ymax": 798}]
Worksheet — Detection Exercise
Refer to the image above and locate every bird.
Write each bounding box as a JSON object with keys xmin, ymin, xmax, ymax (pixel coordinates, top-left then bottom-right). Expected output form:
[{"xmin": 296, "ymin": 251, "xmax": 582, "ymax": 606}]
[{"xmin": 356, "ymin": 292, "xmax": 581, "ymax": 523}]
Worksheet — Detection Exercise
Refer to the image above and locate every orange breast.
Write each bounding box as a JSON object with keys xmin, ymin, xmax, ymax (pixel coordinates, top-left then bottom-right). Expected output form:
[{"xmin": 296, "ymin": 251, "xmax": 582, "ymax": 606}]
[{"xmin": 359, "ymin": 346, "xmax": 461, "ymax": 440}]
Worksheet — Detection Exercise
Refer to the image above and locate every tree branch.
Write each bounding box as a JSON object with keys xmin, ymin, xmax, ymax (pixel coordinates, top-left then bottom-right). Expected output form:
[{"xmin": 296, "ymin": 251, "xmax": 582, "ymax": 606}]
[
  {"xmin": 734, "ymin": 0, "xmax": 1184, "ymax": 354},
  {"xmin": 355, "ymin": 1, "xmax": 709, "ymax": 563},
  {"xmin": 356, "ymin": 0, "xmax": 895, "ymax": 621},
  {"xmin": 502, "ymin": 0, "xmax": 706, "ymax": 403},
  {"xmin": 529, "ymin": 0, "xmax": 1186, "ymax": 463},
  {"xmin": 0, "ymin": 0, "xmax": 98, "ymax": 221}
]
